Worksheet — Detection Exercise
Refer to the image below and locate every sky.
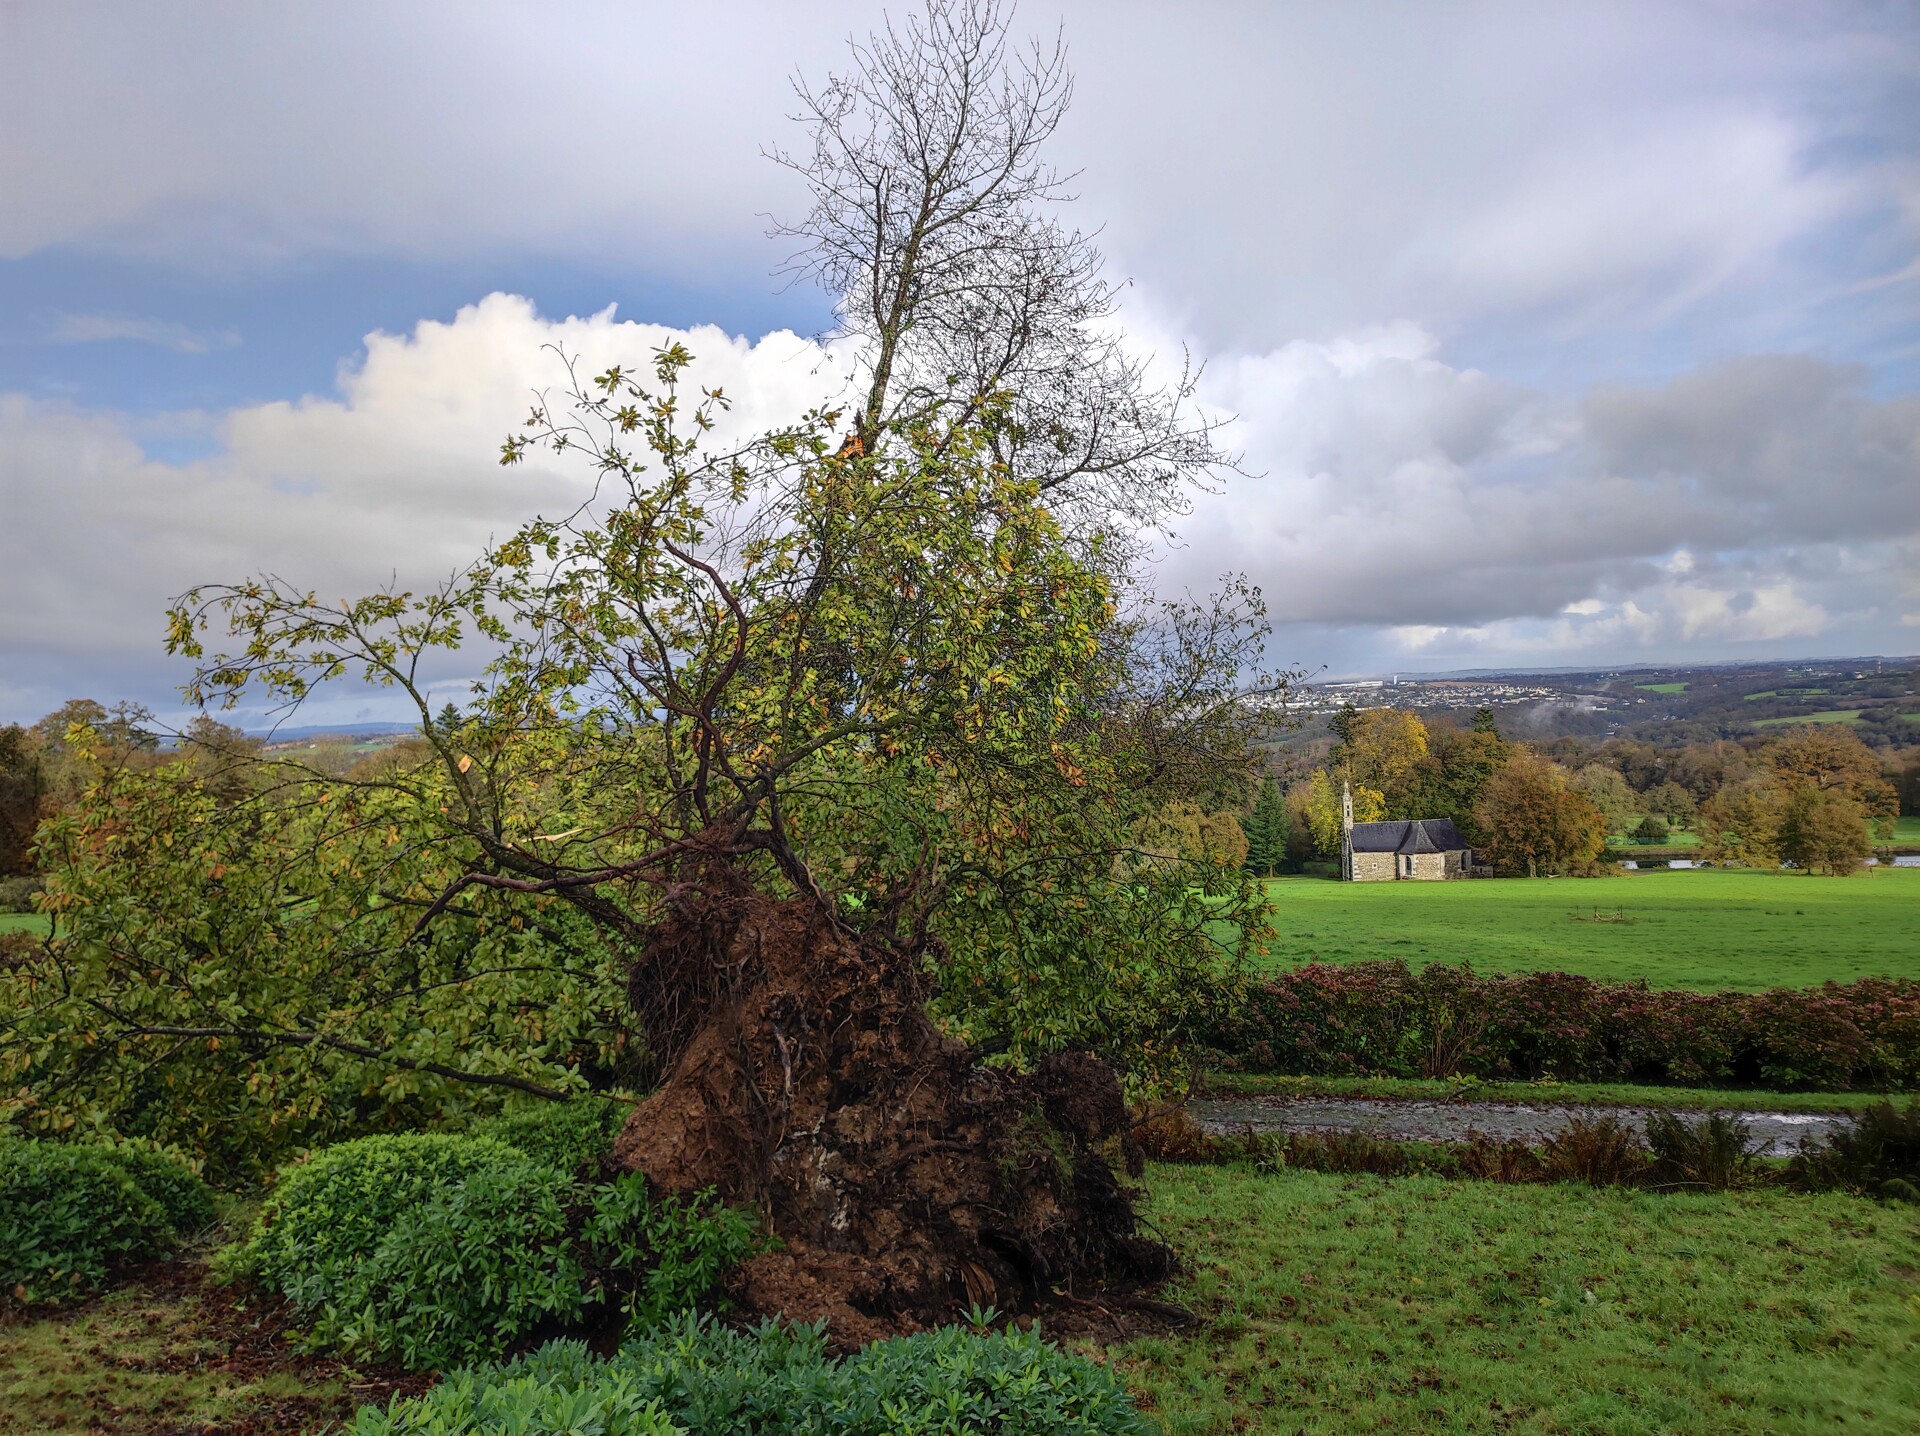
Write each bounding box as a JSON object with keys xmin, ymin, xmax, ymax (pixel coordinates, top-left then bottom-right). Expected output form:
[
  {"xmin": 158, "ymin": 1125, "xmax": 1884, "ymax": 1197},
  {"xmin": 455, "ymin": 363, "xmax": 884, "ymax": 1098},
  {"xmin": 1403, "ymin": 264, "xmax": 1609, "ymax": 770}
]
[{"xmin": 3, "ymin": 0, "xmax": 1918, "ymax": 726}]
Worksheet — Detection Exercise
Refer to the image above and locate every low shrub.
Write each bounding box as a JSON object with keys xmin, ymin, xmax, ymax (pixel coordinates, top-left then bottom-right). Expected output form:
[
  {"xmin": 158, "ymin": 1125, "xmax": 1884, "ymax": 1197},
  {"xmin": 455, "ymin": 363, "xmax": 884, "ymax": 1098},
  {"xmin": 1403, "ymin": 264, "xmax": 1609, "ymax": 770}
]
[
  {"xmin": 349, "ymin": 1313, "xmax": 1152, "ymax": 1436},
  {"xmin": 234, "ymin": 1133, "xmax": 764, "ymax": 1368},
  {"xmin": 1539, "ymin": 1114, "xmax": 1646, "ymax": 1186},
  {"xmin": 473, "ymin": 1098, "xmax": 629, "ymax": 1174},
  {"xmin": 1791, "ymin": 1099, "xmax": 1920, "ymax": 1201},
  {"xmin": 0, "ymin": 1139, "xmax": 211, "ymax": 1303},
  {"xmin": 1210, "ymin": 961, "xmax": 1920, "ymax": 1091},
  {"xmin": 0, "ymin": 874, "xmax": 39, "ymax": 912},
  {"xmin": 1644, "ymin": 1110, "xmax": 1763, "ymax": 1191}
]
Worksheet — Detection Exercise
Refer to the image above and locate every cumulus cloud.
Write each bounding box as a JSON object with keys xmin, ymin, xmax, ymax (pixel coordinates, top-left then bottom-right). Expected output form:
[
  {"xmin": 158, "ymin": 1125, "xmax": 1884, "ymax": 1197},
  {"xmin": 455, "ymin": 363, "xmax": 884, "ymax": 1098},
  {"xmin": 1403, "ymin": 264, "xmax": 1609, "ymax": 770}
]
[{"xmin": 0, "ymin": 295, "xmax": 843, "ymax": 720}]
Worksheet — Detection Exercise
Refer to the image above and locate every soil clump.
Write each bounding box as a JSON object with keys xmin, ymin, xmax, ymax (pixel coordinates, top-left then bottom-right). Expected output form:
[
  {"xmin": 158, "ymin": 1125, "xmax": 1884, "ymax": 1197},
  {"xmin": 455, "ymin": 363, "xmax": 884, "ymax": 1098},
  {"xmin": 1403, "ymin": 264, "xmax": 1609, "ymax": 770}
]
[{"xmin": 610, "ymin": 875, "xmax": 1171, "ymax": 1344}]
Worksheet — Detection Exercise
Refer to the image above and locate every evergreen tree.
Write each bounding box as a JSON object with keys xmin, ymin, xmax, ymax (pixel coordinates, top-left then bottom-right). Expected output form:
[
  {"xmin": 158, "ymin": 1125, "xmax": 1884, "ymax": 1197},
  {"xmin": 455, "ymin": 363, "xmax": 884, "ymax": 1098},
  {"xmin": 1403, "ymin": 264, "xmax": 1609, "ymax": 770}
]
[
  {"xmin": 1471, "ymin": 706, "xmax": 1500, "ymax": 737},
  {"xmin": 1240, "ymin": 777, "xmax": 1289, "ymax": 876}
]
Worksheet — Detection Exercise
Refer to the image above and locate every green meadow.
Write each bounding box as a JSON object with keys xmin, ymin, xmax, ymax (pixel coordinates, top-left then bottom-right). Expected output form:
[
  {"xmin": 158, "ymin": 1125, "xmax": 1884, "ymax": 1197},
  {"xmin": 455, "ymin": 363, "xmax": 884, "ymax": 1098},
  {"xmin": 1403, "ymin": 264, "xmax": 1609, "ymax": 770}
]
[
  {"xmin": 1117, "ymin": 1164, "xmax": 1920, "ymax": 1435},
  {"xmin": 1253, "ymin": 868, "xmax": 1920, "ymax": 990},
  {"xmin": 1634, "ymin": 681, "xmax": 1688, "ymax": 693},
  {"xmin": 0, "ymin": 913, "xmax": 48, "ymax": 936}
]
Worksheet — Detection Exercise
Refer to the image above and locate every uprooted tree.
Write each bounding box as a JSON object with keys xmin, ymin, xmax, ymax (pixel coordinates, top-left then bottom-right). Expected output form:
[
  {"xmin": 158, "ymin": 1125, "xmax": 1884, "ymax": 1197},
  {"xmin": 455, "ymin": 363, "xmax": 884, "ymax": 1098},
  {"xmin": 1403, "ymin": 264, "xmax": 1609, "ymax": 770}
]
[{"xmin": 5, "ymin": 1, "xmax": 1282, "ymax": 1334}]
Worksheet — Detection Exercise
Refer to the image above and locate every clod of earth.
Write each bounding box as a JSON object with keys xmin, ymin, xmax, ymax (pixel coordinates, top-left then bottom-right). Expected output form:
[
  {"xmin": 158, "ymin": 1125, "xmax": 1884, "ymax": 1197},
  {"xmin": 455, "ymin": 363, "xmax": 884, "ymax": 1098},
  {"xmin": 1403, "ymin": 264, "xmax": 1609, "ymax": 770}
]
[{"xmin": 610, "ymin": 870, "xmax": 1170, "ymax": 1344}]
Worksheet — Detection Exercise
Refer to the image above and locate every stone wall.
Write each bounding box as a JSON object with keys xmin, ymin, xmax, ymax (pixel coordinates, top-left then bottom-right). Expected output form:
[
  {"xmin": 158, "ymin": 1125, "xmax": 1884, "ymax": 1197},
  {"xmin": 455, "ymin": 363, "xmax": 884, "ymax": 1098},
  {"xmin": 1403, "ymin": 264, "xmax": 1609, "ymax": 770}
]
[{"xmin": 1350, "ymin": 851, "xmax": 1398, "ymax": 882}]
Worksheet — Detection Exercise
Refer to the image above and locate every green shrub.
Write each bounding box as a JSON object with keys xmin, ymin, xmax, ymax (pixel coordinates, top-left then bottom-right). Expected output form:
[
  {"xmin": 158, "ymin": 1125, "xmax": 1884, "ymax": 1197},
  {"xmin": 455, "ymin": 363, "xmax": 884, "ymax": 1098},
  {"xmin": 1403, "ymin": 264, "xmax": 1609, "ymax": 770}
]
[
  {"xmin": 235, "ymin": 1133, "xmax": 765, "ymax": 1369},
  {"xmin": 0, "ymin": 1141, "xmax": 191, "ymax": 1303},
  {"xmin": 1540, "ymin": 1113, "xmax": 1647, "ymax": 1186},
  {"xmin": 1792, "ymin": 1099, "xmax": 1920, "ymax": 1201},
  {"xmin": 581, "ymin": 1173, "xmax": 766, "ymax": 1332},
  {"xmin": 97, "ymin": 1142, "xmax": 219, "ymax": 1233},
  {"xmin": 1631, "ymin": 815, "xmax": 1669, "ymax": 845},
  {"xmin": 473, "ymin": 1099, "xmax": 629, "ymax": 1174},
  {"xmin": 1644, "ymin": 1110, "xmax": 1762, "ymax": 1191},
  {"xmin": 233, "ymin": 1133, "xmax": 530, "ymax": 1303},
  {"xmin": 333, "ymin": 1159, "xmax": 591, "ymax": 1368},
  {"xmin": 350, "ymin": 1313, "xmax": 1154, "ymax": 1436}
]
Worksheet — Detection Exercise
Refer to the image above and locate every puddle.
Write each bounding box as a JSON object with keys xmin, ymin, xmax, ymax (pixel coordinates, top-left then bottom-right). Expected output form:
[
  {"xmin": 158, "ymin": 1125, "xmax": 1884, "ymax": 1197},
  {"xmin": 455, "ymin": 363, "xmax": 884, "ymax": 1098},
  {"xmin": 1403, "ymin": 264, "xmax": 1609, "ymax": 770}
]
[{"xmin": 1188, "ymin": 1096, "xmax": 1848, "ymax": 1158}]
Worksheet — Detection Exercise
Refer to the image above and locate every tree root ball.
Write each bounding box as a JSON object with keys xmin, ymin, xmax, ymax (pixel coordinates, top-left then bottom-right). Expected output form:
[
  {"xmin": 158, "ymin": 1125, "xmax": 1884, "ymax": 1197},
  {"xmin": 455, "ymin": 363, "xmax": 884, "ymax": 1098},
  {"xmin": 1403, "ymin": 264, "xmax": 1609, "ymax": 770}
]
[{"xmin": 610, "ymin": 884, "xmax": 1170, "ymax": 1344}]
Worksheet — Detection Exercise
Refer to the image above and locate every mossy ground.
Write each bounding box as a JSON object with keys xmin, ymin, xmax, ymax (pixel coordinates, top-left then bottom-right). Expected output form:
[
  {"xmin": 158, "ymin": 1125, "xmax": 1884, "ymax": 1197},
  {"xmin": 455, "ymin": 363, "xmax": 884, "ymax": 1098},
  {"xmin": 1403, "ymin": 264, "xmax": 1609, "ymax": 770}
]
[{"xmin": 0, "ymin": 1260, "xmax": 424, "ymax": 1435}]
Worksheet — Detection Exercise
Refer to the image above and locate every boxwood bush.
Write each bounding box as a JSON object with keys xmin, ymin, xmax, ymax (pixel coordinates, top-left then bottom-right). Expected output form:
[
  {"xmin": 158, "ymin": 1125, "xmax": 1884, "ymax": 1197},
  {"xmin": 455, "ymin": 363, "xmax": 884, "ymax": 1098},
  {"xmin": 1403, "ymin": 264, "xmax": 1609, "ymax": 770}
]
[
  {"xmin": 233, "ymin": 1133, "xmax": 762, "ymax": 1369},
  {"xmin": 349, "ymin": 1313, "xmax": 1154, "ymax": 1435},
  {"xmin": 1, "ymin": 1139, "xmax": 213, "ymax": 1304},
  {"xmin": 472, "ymin": 1098, "xmax": 629, "ymax": 1174}
]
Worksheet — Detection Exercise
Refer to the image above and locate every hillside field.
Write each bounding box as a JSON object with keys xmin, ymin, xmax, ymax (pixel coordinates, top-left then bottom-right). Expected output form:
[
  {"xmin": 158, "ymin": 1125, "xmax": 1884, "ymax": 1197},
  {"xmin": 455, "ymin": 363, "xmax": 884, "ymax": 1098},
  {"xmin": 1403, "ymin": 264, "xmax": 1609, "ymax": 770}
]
[
  {"xmin": 1253, "ymin": 868, "xmax": 1920, "ymax": 990},
  {"xmin": 0, "ymin": 914, "xmax": 48, "ymax": 936}
]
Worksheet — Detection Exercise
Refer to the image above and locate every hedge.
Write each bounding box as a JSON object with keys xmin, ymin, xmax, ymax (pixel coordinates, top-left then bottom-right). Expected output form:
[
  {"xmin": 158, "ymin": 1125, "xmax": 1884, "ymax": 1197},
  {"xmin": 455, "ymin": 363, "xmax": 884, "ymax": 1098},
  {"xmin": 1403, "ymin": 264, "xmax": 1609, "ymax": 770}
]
[{"xmin": 1207, "ymin": 962, "xmax": 1920, "ymax": 1090}]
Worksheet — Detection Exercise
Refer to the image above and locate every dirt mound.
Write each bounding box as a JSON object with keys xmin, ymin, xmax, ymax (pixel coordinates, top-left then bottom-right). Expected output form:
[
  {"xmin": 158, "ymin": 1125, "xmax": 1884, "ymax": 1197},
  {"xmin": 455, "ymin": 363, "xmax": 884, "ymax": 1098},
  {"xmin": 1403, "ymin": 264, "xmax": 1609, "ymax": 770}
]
[{"xmin": 611, "ymin": 876, "xmax": 1170, "ymax": 1344}]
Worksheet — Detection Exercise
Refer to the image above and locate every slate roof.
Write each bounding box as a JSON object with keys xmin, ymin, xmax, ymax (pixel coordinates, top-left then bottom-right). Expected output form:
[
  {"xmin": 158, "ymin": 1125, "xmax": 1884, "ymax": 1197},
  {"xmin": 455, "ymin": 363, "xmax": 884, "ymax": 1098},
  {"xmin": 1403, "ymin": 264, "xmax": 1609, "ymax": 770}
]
[{"xmin": 1348, "ymin": 818, "xmax": 1470, "ymax": 855}]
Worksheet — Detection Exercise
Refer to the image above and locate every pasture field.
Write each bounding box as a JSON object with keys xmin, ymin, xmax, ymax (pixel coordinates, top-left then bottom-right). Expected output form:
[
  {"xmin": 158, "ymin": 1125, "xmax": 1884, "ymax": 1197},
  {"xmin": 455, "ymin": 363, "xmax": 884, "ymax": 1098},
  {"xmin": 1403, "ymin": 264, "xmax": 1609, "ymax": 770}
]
[
  {"xmin": 0, "ymin": 914, "xmax": 47, "ymax": 936},
  {"xmin": 1634, "ymin": 681, "xmax": 1688, "ymax": 693},
  {"xmin": 1118, "ymin": 1164, "xmax": 1920, "ymax": 1435},
  {"xmin": 1253, "ymin": 868, "xmax": 1920, "ymax": 990}
]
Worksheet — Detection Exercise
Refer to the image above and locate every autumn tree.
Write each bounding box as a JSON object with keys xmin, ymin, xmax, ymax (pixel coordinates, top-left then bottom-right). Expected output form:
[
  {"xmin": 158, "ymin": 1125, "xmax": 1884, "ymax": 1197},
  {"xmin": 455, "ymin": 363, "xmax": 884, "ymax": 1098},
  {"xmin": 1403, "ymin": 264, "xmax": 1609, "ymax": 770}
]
[
  {"xmin": 1472, "ymin": 752, "xmax": 1607, "ymax": 877},
  {"xmin": 1299, "ymin": 768, "xmax": 1383, "ymax": 858},
  {"xmin": 1331, "ymin": 708, "xmax": 1429, "ymax": 814},
  {"xmin": 1778, "ymin": 787, "xmax": 1871, "ymax": 875},
  {"xmin": 1698, "ymin": 779, "xmax": 1789, "ymax": 867},
  {"xmin": 1574, "ymin": 763, "xmax": 1637, "ymax": 835},
  {"xmin": 0, "ymin": 727, "xmax": 45, "ymax": 877},
  {"xmin": 1763, "ymin": 725, "xmax": 1897, "ymax": 836},
  {"xmin": 13, "ymin": 0, "xmax": 1277, "ymax": 1333}
]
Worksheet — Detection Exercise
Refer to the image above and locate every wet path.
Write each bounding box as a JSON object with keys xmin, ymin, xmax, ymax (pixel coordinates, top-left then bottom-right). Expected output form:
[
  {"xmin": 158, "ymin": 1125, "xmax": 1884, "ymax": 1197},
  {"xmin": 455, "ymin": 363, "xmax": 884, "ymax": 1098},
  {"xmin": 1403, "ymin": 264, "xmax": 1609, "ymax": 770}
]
[{"xmin": 1188, "ymin": 1095, "xmax": 1849, "ymax": 1158}]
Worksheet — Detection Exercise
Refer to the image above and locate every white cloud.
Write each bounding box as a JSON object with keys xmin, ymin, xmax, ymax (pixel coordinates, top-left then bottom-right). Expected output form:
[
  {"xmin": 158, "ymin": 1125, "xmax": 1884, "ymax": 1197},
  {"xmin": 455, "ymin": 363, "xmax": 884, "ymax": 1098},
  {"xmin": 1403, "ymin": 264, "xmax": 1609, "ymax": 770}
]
[
  {"xmin": 47, "ymin": 313, "xmax": 240, "ymax": 354},
  {"xmin": 1, "ymin": 295, "xmax": 844, "ymax": 719}
]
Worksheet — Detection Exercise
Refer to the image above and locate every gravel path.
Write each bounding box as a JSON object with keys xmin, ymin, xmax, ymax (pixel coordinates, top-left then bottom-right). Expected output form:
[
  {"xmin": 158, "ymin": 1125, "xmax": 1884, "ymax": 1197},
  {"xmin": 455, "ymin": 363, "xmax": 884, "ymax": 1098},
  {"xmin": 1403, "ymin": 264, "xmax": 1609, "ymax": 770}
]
[{"xmin": 1188, "ymin": 1095, "xmax": 1849, "ymax": 1157}]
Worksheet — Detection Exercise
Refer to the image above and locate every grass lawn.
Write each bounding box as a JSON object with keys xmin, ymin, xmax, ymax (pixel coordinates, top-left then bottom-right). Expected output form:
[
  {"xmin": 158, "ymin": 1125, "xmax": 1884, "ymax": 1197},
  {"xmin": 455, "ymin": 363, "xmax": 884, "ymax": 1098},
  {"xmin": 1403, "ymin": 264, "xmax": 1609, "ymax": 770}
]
[
  {"xmin": 1892, "ymin": 816, "xmax": 1920, "ymax": 845},
  {"xmin": 1252, "ymin": 868, "xmax": 1920, "ymax": 990},
  {"xmin": 1117, "ymin": 1164, "xmax": 1920, "ymax": 1435},
  {"xmin": 0, "ymin": 913, "xmax": 48, "ymax": 936},
  {"xmin": 1199, "ymin": 1074, "xmax": 1911, "ymax": 1113}
]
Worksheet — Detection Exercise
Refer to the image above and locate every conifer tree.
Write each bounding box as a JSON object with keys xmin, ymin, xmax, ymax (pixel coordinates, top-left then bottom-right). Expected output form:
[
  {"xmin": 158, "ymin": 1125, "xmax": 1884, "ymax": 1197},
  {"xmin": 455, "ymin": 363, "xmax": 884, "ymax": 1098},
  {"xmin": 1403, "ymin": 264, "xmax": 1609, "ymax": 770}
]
[{"xmin": 1240, "ymin": 776, "xmax": 1289, "ymax": 876}]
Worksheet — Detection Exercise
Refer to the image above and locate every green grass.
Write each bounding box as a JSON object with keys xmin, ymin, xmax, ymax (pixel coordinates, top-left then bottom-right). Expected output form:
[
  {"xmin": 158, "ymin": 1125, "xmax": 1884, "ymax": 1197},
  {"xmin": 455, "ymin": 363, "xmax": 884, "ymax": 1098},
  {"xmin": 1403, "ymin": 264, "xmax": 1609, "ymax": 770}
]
[
  {"xmin": 1609, "ymin": 824, "xmax": 1703, "ymax": 848},
  {"xmin": 0, "ymin": 914, "xmax": 48, "ymax": 936},
  {"xmin": 1253, "ymin": 868, "xmax": 1920, "ymax": 990},
  {"xmin": 1198, "ymin": 1074, "xmax": 1909, "ymax": 1112},
  {"xmin": 1745, "ymin": 687, "xmax": 1830, "ymax": 701},
  {"xmin": 1117, "ymin": 1164, "xmax": 1920, "ymax": 1434},
  {"xmin": 1755, "ymin": 709, "xmax": 1866, "ymax": 726},
  {"xmin": 1634, "ymin": 682, "xmax": 1688, "ymax": 694},
  {"xmin": 1892, "ymin": 816, "xmax": 1920, "ymax": 844}
]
